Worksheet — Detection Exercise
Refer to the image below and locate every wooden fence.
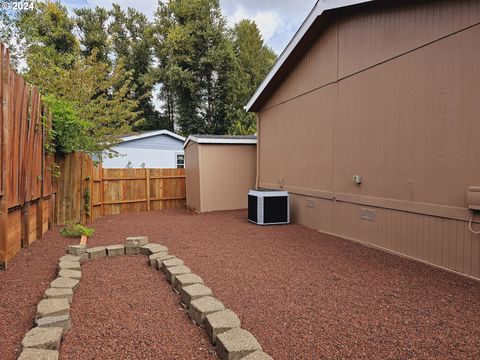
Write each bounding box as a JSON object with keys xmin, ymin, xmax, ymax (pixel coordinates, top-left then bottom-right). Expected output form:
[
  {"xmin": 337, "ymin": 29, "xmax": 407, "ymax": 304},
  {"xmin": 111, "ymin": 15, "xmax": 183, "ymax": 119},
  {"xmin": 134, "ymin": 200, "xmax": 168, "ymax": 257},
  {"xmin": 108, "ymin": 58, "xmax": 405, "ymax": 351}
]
[
  {"xmin": 56, "ymin": 153, "xmax": 186, "ymax": 224},
  {"xmin": 0, "ymin": 40, "xmax": 186, "ymax": 267},
  {"xmin": 0, "ymin": 44, "xmax": 56, "ymax": 267}
]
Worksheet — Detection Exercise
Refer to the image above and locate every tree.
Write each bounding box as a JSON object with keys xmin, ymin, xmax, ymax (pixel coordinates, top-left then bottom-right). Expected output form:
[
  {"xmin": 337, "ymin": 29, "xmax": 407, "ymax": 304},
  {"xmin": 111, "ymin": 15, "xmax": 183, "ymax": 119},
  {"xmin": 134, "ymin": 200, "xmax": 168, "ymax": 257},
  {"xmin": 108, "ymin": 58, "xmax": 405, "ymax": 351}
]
[
  {"xmin": 41, "ymin": 51, "xmax": 140, "ymax": 154},
  {"xmin": 153, "ymin": 0, "xmax": 235, "ymax": 135},
  {"xmin": 11, "ymin": 2, "xmax": 139, "ymax": 154},
  {"xmin": 74, "ymin": 6, "xmax": 110, "ymax": 63},
  {"xmin": 227, "ymin": 20, "xmax": 276, "ymax": 134},
  {"xmin": 17, "ymin": 0, "xmax": 78, "ymax": 79},
  {"xmin": 0, "ymin": 1, "xmax": 26, "ymax": 70},
  {"xmin": 109, "ymin": 4, "xmax": 160, "ymax": 131}
]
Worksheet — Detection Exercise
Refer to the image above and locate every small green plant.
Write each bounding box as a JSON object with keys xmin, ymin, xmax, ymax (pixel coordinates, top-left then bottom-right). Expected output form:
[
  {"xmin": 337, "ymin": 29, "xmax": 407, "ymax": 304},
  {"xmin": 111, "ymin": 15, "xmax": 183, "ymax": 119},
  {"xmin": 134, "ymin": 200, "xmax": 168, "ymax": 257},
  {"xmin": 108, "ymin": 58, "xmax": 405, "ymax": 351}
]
[
  {"xmin": 83, "ymin": 186, "xmax": 91, "ymax": 219},
  {"xmin": 60, "ymin": 223, "xmax": 95, "ymax": 238},
  {"xmin": 48, "ymin": 163, "xmax": 61, "ymax": 179}
]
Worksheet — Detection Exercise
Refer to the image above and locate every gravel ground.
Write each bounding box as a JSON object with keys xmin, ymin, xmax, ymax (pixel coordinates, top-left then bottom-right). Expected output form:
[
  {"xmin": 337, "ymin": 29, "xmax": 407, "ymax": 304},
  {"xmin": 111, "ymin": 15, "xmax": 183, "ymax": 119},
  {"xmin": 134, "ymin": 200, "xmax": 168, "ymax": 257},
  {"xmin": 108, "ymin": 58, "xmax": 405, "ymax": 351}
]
[
  {"xmin": 60, "ymin": 255, "xmax": 216, "ymax": 360},
  {"xmin": 86, "ymin": 209, "xmax": 480, "ymax": 360},
  {"xmin": 1, "ymin": 209, "xmax": 480, "ymax": 359},
  {"xmin": 0, "ymin": 229, "xmax": 77, "ymax": 360}
]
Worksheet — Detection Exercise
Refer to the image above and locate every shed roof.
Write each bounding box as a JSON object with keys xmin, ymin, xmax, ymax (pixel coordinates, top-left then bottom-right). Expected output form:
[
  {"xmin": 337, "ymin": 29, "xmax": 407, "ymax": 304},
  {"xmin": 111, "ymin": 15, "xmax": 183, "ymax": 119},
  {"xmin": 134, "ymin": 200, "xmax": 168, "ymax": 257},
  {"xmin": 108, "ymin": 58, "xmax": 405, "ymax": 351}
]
[
  {"xmin": 183, "ymin": 135, "xmax": 257, "ymax": 148},
  {"xmin": 245, "ymin": 0, "xmax": 375, "ymax": 112}
]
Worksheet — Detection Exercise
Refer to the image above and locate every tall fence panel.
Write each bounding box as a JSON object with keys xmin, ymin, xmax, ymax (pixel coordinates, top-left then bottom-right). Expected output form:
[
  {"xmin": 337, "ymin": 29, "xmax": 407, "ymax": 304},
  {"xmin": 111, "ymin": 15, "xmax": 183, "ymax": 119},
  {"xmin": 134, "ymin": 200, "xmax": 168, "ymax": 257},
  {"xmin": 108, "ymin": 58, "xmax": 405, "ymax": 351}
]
[
  {"xmin": 55, "ymin": 152, "xmax": 91, "ymax": 225},
  {"xmin": 57, "ymin": 153, "xmax": 186, "ymax": 225},
  {"xmin": 91, "ymin": 167, "xmax": 186, "ymax": 220},
  {"xmin": 0, "ymin": 44, "xmax": 56, "ymax": 268}
]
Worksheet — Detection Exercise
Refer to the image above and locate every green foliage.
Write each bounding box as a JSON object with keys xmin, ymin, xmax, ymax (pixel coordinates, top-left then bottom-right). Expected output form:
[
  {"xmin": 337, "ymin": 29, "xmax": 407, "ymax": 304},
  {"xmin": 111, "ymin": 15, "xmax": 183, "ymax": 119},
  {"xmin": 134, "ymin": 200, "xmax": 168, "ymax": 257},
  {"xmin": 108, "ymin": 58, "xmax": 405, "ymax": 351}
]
[
  {"xmin": 3, "ymin": 3, "xmax": 139, "ymax": 155},
  {"xmin": 230, "ymin": 119, "xmax": 257, "ymax": 135},
  {"xmin": 153, "ymin": 0, "xmax": 236, "ymax": 135},
  {"xmin": 83, "ymin": 185, "xmax": 91, "ymax": 219},
  {"xmin": 0, "ymin": 1, "xmax": 25, "ymax": 70},
  {"xmin": 0, "ymin": 0, "xmax": 277, "ymax": 141},
  {"xmin": 109, "ymin": 4, "xmax": 160, "ymax": 131},
  {"xmin": 227, "ymin": 20, "xmax": 276, "ymax": 134},
  {"xmin": 60, "ymin": 223, "xmax": 95, "ymax": 238},
  {"xmin": 42, "ymin": 95, "xmax": 94, "ymax": 154},
  {"xmin": 74, "ymin": 6, "xmax": 110, "ymax": 63},
  {"xmin": 48, "ymin": 163, "xmax": 61, "ymax": 179},
  {"xmin": 18, "ymin": 1, "xmax": 78, "ymax": 80},
  {"xmin": 36, "ymin": 50, "xmax": 138, "ymax": 154}
]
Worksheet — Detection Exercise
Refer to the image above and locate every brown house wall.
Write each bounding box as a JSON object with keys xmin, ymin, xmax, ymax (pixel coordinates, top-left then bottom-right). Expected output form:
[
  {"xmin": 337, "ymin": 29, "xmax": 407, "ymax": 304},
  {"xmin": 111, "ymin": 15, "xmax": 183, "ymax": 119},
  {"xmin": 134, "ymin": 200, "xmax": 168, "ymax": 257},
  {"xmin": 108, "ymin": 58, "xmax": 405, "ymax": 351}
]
[{"xmin": 257, "ymin": 0, "xmax": 480, "ymax": 279}]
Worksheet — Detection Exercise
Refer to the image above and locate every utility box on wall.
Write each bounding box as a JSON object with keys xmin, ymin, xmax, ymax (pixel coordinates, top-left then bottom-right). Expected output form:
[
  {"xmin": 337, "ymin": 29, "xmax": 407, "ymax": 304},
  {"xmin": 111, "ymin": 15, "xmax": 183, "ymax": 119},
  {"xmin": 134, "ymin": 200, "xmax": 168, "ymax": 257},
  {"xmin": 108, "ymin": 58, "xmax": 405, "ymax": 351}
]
[{"xmin": 467, "ymin": 186, "xmax": 480, "ymax": 211}]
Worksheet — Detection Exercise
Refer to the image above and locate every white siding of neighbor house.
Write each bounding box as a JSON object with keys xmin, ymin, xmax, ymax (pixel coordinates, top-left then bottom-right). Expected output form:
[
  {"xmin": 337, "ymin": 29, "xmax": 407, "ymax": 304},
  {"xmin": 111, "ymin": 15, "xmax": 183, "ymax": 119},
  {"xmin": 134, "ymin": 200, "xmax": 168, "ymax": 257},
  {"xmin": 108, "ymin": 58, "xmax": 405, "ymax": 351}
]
[
  {"xmin": 101, "ymin": 134, "xmax": 184, "ymax": 168},
  {"xmin": 117, "ymin": 134, "xmax": 183, "ymax": 150}
]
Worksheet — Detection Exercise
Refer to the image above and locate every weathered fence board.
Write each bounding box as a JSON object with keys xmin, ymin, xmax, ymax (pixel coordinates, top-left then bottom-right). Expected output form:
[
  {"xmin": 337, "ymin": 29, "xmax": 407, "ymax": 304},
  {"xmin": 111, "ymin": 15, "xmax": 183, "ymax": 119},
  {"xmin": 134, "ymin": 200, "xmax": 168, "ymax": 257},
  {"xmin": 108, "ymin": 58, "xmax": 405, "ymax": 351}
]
[
  {"xmin": 0, "ymin": 44, "xmax": 56, "ymax": 267},
  {"xmin": 93, "ymin": 167, "xmax": 186, "ymax": 219},
  {"xmin": 57, "ymin": 153, "xmax": 186, "ymax": 224}
]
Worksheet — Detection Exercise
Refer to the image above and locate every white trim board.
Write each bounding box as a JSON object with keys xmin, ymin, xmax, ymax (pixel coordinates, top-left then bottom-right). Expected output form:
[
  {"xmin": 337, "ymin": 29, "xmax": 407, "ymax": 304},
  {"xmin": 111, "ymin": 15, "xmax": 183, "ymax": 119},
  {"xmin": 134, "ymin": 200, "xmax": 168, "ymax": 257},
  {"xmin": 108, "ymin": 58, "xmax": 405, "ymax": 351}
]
[
  {"xmin": 121, "ymin": 129, "xmax": 186, "ymax": 143},
  {"xmin": 183, "ymin": 135, "xmax": 257, "ymax": 148}
]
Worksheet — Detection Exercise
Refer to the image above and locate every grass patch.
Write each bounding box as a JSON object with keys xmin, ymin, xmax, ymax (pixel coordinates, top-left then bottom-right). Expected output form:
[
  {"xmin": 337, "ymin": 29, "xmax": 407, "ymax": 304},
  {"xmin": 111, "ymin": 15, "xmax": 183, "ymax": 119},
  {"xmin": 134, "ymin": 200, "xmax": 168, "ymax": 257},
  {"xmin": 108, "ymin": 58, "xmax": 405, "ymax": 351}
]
[{"xmin": 60, "ymin": 223, "xmax": 95, "ymax": 238}]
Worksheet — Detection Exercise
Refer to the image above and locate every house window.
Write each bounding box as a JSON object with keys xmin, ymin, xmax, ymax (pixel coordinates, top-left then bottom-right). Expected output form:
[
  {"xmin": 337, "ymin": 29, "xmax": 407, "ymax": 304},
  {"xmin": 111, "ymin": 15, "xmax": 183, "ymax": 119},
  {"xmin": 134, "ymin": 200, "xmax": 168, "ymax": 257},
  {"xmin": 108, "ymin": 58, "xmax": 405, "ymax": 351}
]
[{"xmin": 176, "ymin": 154, "xmax": 185, "ymax": 168}]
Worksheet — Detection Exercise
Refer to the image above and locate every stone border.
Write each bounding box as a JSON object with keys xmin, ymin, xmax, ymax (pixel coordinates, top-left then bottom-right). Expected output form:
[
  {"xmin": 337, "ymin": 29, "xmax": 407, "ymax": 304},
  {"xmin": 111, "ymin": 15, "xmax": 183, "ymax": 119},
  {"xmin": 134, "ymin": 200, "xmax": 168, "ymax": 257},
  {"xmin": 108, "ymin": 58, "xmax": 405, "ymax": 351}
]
[{"xmin": 17, "ymin": 237, "xmax": 273, "ymax": 360}]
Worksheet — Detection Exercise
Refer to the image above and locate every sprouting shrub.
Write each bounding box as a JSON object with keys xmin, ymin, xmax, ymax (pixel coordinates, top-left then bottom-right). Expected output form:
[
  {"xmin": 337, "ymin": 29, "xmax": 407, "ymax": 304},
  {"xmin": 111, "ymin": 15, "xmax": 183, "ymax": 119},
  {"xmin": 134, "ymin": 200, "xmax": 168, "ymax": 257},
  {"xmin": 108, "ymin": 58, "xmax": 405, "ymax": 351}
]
[{"xmin": 60, "ymin": 223, "xmax": 95, "ymax": 238}]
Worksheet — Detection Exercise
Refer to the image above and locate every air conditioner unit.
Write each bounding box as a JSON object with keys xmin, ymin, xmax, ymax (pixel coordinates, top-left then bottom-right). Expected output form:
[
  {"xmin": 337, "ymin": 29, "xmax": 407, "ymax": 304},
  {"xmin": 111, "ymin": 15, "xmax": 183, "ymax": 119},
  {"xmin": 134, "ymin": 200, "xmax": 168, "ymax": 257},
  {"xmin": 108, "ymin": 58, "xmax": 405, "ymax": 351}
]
[{"xmin": 248, "ymin": 189, "xmax": 290, "ymax": 225}]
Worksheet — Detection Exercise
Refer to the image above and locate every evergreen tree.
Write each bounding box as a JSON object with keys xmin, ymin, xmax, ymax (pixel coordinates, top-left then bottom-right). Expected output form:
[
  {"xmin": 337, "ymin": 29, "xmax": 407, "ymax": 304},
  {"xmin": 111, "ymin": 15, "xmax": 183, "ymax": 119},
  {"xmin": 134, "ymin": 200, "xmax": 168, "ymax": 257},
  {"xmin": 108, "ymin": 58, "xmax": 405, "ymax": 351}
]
[
  {"xmin": 0, "ymin": 0, "xmax": 277, "ymax": 139},
  {"xmin": 153, "ymin": 0, "xmax": 235, "ymax": 135},
  {"xmin": 227, "ymin": 20, "xmax": 276, "ymax": 134},
  {"xmin": 109, "ymin": 4, "xmax": 160, "ymax": 131},
  {"xmin": 74, "ymin": 6, "xmax": 110, "ymax": 63},
  {"xmin": 17, "ymin": 1, "xmax": 78, "ymax": 84}
]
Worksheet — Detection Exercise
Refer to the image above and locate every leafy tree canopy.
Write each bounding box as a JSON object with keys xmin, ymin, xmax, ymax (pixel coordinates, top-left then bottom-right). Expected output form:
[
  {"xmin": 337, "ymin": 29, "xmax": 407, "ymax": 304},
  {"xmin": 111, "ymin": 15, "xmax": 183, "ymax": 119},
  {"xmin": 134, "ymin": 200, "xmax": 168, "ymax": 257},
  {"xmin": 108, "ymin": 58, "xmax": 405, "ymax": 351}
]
[
  {"xmin": 11, "ymin": 2, "xmax": 139, "ymax": 154},
  {"xmin": 0, "ymin": 0, "xmax": 277, "ymax": 147}
]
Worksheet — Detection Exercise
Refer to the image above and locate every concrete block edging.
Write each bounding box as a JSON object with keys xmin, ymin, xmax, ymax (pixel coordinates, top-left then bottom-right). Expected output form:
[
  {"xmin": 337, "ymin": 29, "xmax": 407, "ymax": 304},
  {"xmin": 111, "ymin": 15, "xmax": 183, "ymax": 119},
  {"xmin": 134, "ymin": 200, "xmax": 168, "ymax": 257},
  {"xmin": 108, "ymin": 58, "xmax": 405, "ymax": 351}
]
[{"xmin": 18, "ymin": 236, "xmax": 271, "ymax": 360}]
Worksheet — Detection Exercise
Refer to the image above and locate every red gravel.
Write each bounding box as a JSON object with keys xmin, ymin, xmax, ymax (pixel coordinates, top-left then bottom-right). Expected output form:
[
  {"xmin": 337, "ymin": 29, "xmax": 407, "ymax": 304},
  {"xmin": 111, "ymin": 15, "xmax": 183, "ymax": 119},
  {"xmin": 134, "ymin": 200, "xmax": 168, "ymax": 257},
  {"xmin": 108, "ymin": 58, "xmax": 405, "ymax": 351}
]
[
  {"xmin": 0, "ymin": 229, "xmax": 77, "ymax": 360},
  {"xmin": 60, "ymin": 255, "xmax": 216, "ymax": 360},
  {"xmin": 86, "ymin": 209, "xmax": 480, "ymax": 360},
  {"xmin": 1, "ymin": 209, "xmax": 480, "ymax": 359}
]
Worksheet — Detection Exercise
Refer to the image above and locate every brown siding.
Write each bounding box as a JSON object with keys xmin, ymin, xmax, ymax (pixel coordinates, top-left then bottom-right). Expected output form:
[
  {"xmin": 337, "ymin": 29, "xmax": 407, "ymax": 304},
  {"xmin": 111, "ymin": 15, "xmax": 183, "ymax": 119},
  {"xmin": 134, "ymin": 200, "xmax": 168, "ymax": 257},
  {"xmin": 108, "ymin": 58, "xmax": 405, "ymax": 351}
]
[
  {"xmin": 199, "ymin": 144, "xmax": 256, "ymax": 213},
  {"xmin": 186, "ymin": 143, "xmax": 256, "ymax": 213},
  {"xmin": 263, "ymin": 0, "xmax": 480, "ymax": 109},
  {"xmin": 260, "ymin": 87, "xmax": 335, "ymax": 193},
  {"xmin": 338, "ymin": 0, "xmax": 480, "ymax": 78},
  {"xmin": 263, "ymin": 23, "xmax": 338, "ymax": 109},
  {"xmin": 335, "ymin": 26, "xmax": 480, "ymax": 208},
  {"xmin": 257, "ymin": 0, "xmax": 480, "ymax": 279},
  {"xmin": 185, "ymin": 142, "xmax": 201, "ymax": 212}
]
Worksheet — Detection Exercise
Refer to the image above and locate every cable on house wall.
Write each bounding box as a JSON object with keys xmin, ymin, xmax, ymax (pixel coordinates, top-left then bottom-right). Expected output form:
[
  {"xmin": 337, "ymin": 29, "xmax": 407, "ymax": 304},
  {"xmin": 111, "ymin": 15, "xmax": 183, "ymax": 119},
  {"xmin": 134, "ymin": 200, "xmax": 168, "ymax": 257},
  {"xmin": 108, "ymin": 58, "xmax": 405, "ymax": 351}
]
[{"xmin": 468, "ymin": 214, "xmax": 480, "ymax": 235}]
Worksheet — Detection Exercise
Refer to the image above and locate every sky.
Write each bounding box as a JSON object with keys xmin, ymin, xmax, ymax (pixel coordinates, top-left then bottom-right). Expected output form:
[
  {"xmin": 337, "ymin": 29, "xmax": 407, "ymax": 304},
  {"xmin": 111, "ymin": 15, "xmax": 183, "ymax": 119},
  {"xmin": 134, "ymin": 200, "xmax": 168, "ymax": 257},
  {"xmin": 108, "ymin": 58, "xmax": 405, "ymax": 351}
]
[{"xmin": 62, "ymin": 0, "xmax": 317, "ymax": 55}]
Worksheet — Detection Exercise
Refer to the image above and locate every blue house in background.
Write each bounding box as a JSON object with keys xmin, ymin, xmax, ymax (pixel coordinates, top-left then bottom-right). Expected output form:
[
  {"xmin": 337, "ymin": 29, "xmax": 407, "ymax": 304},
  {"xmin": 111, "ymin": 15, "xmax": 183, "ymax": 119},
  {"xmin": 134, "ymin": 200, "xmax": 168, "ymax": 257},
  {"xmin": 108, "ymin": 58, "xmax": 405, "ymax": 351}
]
[{"xmin": 101, "ymin": 130, "xmax": 185, "ymax": 169}]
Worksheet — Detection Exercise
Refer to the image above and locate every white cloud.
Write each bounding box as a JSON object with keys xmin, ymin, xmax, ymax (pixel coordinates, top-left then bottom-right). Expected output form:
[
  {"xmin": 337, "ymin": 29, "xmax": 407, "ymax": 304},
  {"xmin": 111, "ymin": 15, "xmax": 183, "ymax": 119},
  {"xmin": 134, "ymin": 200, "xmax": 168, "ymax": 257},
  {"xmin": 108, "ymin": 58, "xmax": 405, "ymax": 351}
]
[
  {"xmin": 228, "ymin": 5, "xmax": 283, "ymax": 44},
  {"xmin": 222, "ymin": 0, "xmax": 315, "ymax": 54}
]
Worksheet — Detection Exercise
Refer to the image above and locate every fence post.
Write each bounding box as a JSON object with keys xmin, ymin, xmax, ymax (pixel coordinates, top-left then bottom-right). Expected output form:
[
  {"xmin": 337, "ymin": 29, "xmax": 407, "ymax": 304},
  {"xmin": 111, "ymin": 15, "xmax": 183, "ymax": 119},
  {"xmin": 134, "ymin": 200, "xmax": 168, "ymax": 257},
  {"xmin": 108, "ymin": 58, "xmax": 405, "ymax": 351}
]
[
  {"xmin": 20, "ymin": 202, "xmax": 30, "ymax": 248},
  {"xmin": 146, "ymin": 168, "xmax": 151, "ymax": 211},
  {"xmin": 100, "ymin": 164, "xmax": 105, "ymax": 216},
  {"xmin": 0, "ymin": 45, "xmax": 9, "ymax": 268},
  {"xmin": 49, "ymin": 194, "xmax": 55, "ymax": 228},
  {"xmin": 36, "ymin": 198, "xmax": 43, "ymax": 239}
]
